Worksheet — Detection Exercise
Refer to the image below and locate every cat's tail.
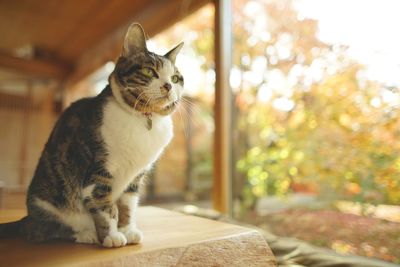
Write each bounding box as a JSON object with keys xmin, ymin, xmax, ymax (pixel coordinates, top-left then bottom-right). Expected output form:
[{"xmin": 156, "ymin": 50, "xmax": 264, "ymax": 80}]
[{"xmin": 0, "ymin": 216, "xmax": 27, "ymax": 238}]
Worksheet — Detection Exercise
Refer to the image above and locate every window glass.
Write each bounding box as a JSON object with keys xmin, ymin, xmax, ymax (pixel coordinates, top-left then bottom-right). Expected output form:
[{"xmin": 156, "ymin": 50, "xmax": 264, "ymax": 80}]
[
  {"xmin": 145, "ymin": 5, "xmax": 215, "ymax": 205},
  {"xmin": 232, "ymin": 0, "xmax": 400, "ymax": 263}
]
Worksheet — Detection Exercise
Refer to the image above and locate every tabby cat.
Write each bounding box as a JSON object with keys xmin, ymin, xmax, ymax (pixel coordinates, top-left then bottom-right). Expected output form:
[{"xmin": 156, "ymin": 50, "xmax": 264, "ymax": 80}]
[{"xmin": 0, "ymin": 23, "xmax": 184, "ymax": 247}]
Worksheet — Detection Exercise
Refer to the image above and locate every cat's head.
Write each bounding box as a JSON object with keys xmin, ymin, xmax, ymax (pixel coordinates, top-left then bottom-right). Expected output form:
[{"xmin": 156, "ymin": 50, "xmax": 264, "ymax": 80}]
[{"xmin": 111, "ymin": 23, "xmax": 184, "ymax": 115}]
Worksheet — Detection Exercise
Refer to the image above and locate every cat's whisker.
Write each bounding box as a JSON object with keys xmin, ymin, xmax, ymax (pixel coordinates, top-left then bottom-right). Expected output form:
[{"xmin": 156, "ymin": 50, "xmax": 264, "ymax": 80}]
[
  {"xmin": 144, "ymin": 95, "xmax": 154, "ymax": 112},
  {"xmin": 180, "ymin": 103, "xmax": 194, "ymax": 135},
  {"xmin": 179, "ymin": 100, "xmax": 203, "ymax": 129},
  {"xmin": 180, "ymin": 102, "xmax": 197, "ymax": 118},
  {"xmin": 181, "ymin": 97, "xmax": 202, "ymax": 115},
  {"xmin": 133, "ymin": 91, "xmax": 147, "ymax": 111},
  {"xmin": 180, "ymin": 100, "xmax": 201, "ymax": 122},
  {"xmin": 177, "ymin": 104, "xmax": 189, "ymax": 139},
  {"xmin": 180, "ymin": 106, "xmax": 195, "ymax": 136}
]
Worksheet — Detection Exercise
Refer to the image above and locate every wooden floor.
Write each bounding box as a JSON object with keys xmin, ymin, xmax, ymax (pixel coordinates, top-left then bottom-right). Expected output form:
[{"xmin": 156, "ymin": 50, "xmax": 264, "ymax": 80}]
[{"xmin": 0, "ymin": 206, "xmax": 276, "ymax": 267}]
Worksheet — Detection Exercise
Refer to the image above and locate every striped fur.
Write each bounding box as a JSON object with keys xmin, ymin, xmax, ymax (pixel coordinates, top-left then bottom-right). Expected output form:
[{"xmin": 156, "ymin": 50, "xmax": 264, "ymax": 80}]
[{"xmin": 0, "ymin": 23, "xmax": 184, "ymax": 248}]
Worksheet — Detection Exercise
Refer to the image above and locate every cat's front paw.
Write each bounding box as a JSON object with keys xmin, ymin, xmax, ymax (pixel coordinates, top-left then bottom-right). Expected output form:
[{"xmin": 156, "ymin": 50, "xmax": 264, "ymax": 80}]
[
  {"xmin": 121, "ymin": 227, "xmax": 143, "ymax": 244},
  {"xmin": 102, "ymin": 232, "xmax": 127, "ymax": 248}
]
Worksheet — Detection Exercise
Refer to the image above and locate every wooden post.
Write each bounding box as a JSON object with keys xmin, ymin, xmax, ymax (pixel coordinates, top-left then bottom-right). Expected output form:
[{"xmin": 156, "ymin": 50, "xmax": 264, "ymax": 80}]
[{"xmin": 213, "ymin": 0, "xmax": 233, "ymax": 215}]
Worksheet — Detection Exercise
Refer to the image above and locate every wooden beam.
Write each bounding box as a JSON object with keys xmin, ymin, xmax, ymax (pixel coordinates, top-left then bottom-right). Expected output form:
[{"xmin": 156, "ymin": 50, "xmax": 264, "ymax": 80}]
[
  {"xmin": 213, "ymin": 0, "xmax": 233, "ymax": 215},
  {"xmin": 0, "ymin": 51, "xmax": 69, "ymax": 79},
  {"xmin": 66, "ymin": 0, "xmax": 211, "ymax": 86}
]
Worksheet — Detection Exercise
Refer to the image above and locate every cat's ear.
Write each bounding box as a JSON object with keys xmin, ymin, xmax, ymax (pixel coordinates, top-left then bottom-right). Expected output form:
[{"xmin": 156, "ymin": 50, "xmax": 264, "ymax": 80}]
[
  {"xmin": 164, "ymin": 42, "xmax": 184, "ymax": 64},
  {"xmin": 122, "ymin": 23, "xmax": 147, "ymax": 57}
]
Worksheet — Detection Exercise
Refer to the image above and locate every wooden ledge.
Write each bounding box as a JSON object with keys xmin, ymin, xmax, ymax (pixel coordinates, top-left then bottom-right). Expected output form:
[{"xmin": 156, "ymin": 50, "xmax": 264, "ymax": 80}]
[{"xmin": 0, "ymin": 206, "xmax": 276, "ymax": 267}]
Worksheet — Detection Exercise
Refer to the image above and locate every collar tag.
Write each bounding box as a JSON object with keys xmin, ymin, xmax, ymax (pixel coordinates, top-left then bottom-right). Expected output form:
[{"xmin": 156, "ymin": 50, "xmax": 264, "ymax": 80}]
[{"xmin": 143, "ymin": 112, "xmax": 152, "ymax": 130}]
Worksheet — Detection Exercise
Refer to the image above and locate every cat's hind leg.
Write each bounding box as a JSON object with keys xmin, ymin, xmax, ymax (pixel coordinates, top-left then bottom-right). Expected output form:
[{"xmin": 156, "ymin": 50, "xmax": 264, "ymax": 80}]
[
  {"xmin": 29, "ymin": 197, "xmax": 100, "ymax": 244},
  {"xmin": 22, "ymin": 216, "xmax": 75, "ymax": 243}
]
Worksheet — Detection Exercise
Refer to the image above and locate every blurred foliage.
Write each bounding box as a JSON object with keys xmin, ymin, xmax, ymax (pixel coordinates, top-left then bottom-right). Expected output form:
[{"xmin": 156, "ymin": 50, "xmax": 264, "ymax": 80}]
[
  {"xmin": 152, "ymin": 5, "xmax": 215, "ymax": 199},
  {"xmin": 154, "ymin": 0, "xmax": 400, "ymax": 210},
  {"xmin": 162, "ymin": 2, "xmax": 400, "ymax": 263},
  {"xmin": 231, "ymin": 0, "xmax": 400, "ymax": 212}
]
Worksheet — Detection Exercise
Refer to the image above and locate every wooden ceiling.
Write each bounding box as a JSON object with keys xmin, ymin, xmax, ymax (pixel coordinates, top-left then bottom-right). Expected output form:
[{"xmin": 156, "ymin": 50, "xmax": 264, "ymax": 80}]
[
  {"xmin": 0, "ymin": 0, "xmax": 211, "ymax": 83},
  {"xmin": 0, "ymin": 1, "xmax": 151, "ymax": 64}
]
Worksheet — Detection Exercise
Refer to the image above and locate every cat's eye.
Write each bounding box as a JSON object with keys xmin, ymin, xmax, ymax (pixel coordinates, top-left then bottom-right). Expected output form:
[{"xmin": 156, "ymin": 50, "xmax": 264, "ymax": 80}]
[
  {"xmin": 141, "ymin": 67, "xmax": 154, "ymax": 77},
  {"xmin": 171, "ymin": 75, "xmax": 180, "ymax": 83}
]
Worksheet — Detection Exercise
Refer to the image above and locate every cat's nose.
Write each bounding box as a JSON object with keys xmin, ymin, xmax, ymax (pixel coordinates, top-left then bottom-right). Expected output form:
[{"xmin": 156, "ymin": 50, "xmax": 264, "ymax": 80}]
[{"xmin": 163, "ymin": 83, "xmax": 172, "ymax": 91}]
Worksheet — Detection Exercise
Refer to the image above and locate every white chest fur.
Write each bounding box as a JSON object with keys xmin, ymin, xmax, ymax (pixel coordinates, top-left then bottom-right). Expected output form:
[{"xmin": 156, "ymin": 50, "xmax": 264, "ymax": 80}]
[{"xmin": 101, "ymin": 99, "xmax": 173, "ymax": 201}]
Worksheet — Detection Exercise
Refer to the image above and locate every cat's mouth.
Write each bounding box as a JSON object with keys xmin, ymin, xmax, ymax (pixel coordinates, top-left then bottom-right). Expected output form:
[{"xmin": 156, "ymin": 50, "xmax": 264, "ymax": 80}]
[
  {"xmin": 158, "ymin": 100, "xmax": 179, "ymax": 114},
  {"xmin": 152, "ymin": 96, "xmax": 179, "ymax": 115},
  {"xmin": 153, "ymin": 96, "xmax": 173, "ymax": 105},
  {"xmin": 125, "ymin": 90, "xmax": 178, "ymax": 114},
  {"xmin": 128, "ymin": 90, "xmax": 169, "ymax": 103}
]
